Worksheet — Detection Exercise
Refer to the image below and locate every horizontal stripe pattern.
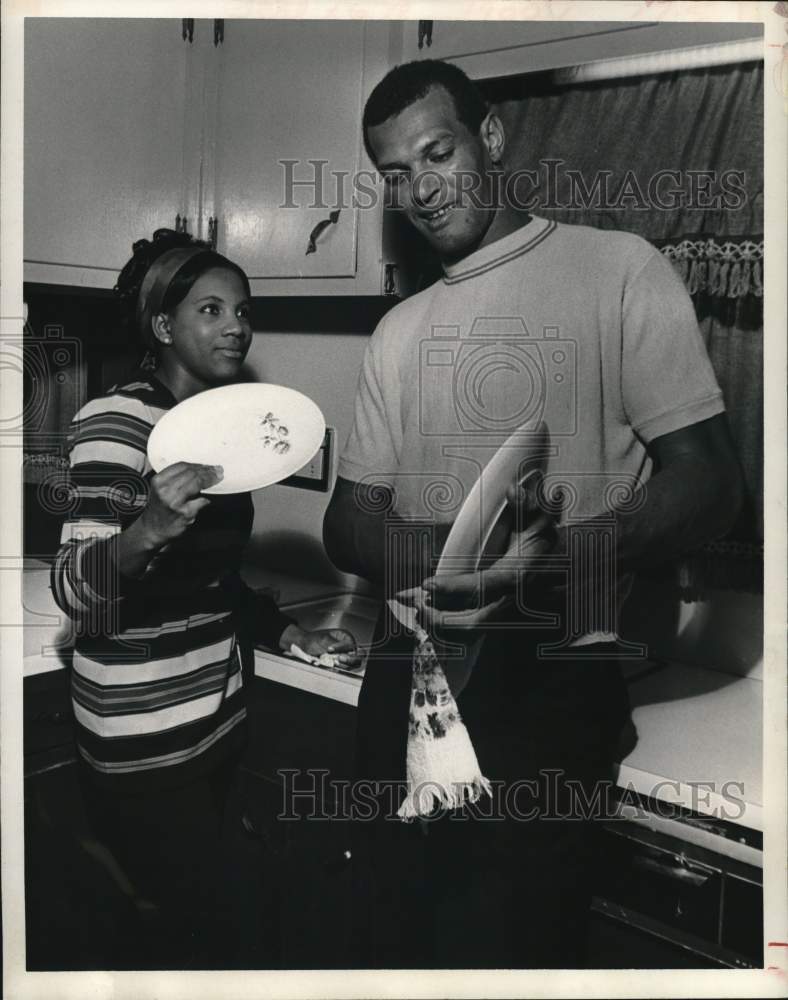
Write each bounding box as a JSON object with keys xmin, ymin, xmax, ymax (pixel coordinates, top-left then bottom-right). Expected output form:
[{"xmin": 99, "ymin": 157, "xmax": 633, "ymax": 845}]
[
  {"xmin": 74, "ymin": 687, "xmax": 231, "ymax": 738},
  {"xmin": 77, "ymin": 707, "xmax": 247, "ymax": 775},
  {"xmin": 72, "ymin": 660, "xmax": 234, "ymax": 714},
  {"xmin": 50, "ymin": 375, "xmax": 256, "ymax": 785},
  {"xmin": 72, "ymin": 635, "xmax": 235, "ymax": 685}
]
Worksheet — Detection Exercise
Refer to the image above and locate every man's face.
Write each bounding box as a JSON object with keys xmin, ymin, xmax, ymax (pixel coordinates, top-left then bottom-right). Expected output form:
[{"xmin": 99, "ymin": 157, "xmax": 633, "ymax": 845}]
[{"xmin": 367, "ymin": 86, "xmax": 499, "ymax": 264}]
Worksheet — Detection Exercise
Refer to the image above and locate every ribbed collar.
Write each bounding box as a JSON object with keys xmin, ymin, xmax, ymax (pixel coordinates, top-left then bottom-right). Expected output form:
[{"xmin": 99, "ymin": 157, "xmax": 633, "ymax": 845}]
[{"xmin": 442, "ymin": 215, "xmax": 557, "ymax": 285}]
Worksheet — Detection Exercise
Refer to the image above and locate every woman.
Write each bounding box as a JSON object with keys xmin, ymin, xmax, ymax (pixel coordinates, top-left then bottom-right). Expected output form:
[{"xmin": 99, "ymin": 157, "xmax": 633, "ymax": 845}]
[{"xmin": 50, "ymin": 229, "xmax": 358, "ymax": 968}]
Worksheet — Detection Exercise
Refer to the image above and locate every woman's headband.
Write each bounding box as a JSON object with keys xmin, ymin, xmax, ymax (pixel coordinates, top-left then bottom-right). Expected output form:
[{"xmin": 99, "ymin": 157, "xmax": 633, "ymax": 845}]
[{"xmin": 135, "ymin": 246, "xmax": 211, "ymax": 341}]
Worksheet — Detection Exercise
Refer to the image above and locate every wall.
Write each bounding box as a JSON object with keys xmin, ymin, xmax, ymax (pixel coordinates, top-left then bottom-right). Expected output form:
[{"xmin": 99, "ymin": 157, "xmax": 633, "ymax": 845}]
[{"xmin": 241, "ymin": 331, "xmax": 369, "ymax": 590}]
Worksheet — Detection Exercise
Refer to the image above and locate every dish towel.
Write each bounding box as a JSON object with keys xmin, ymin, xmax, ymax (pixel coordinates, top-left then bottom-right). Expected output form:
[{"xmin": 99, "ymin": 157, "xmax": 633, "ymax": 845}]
[{"xmin": 397, "ymin": 622, "xmax": 492, "ymax": 821}]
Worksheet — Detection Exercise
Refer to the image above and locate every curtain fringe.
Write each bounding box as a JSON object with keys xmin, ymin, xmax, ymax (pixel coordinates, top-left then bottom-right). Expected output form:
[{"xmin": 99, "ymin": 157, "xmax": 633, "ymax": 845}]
[{"xmin": 659, "ymin": 237, "xmax": 763, "ymax": 301}]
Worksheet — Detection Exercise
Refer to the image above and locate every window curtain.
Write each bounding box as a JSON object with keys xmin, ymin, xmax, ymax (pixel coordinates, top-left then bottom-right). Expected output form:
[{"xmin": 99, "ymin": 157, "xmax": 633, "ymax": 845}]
[{"xmin": 483, "ymin": 62, "xmax": 763, "ymax": 595}]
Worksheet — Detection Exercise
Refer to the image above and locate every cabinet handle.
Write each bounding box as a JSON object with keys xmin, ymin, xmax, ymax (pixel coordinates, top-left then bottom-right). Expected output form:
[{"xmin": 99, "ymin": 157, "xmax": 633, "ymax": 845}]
[
  {"xmin": 383, "ymin": 263, "xmax": 398, "ymax": 296},
  {"xmin": 207, "ymin": 215, "xmax": 218, "ymax": 250},
  {"xmin": 633, "ymin": 853, "xmax": 712, "ymax": 887},
  {"xmin": 418, "ymin": 21, "xmax": 434, "ymax": 49},
  {"xmin": 182, "ymin": 18, "xmax": 194, "ymax": 44},
  {"xmin": 305, "ymin": 209, "xmax": 340, "ymax": 256},
  {"xmin": 213, "ymin": 19, "xmax": 225, "ymax": 46}
]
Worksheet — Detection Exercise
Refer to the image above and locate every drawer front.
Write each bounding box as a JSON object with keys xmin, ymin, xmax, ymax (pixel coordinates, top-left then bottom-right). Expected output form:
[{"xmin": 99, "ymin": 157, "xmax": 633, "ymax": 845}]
[
  {"xmin": 594, "ymin": 826, "xmax": 762, "ymax": 967},
  {"xmin": 597, "ymin": 832, "xmax": 722, "ymax": 942}
]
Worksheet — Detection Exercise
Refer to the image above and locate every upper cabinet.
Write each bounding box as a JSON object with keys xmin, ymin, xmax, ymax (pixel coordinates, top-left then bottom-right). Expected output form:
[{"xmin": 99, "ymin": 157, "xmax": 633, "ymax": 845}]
[
  {"xmin": 24, "ymin": 19, "xmax": 199, "ymax": 288},
  {"xmin": 24, "ymin": 18, "xmax": 394, "ymax": 296},
  {"xmin": 398, "ymin": 20, "xmax": 763, "ymax": 78},
  {"xmin": 208, "ymin": 20, "xmax": 373, "ymax": 288},
  {"xmin": 24, "ymin": 18, "xmax": 762, "ymax": 295}
]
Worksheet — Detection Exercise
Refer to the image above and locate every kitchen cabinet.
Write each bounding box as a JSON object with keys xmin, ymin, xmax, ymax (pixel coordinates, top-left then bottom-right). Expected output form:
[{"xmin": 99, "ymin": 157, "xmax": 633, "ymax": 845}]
[
  {"xmin": 24, "ymin": 18, "xmax": 202, "ymax": 288},
  {"xmin": 24, "ymin": 18, "xmax": 398, "ymax": 296},
  {"xmin": 593, "ymin": 816, "xmax": 763, "ymax": 969},
  {"xmin": 397, "ymin": 20, "xmax": 762, "ymax": 79},
  {"xmin": 208, "ymin": 20, "xmax": 389, "ymax": 293},
  {"xmin": 22, "ymin": 664, "xmax": 765, "ymax": 969}
]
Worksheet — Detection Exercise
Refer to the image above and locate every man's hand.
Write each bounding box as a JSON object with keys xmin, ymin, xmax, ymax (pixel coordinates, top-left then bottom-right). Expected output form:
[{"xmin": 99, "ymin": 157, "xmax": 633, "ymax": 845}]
[
  {"xmin": 414, "ymin": 415, "xmax": 743, "ymax": 632},
  {"xmin": 279, "ymin": 624, "xmax": 362, "ymax": 667},
  {"xmin": 399, "ymin": 482, "xmax": 558, "ymax": 631}
]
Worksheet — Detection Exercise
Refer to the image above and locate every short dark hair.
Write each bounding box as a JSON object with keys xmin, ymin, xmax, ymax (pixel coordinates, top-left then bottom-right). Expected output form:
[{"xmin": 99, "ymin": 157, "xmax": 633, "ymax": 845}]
[{"xmin": 362, "ymin": 59, "xmax": 488, "ymax": 164}]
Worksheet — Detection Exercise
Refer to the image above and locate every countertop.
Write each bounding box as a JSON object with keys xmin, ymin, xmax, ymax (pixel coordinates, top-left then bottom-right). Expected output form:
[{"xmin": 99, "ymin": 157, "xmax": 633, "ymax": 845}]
[
  {"xmin": 255, "ymin": 647, "xmax": 763, "ymax": 830},
  {"xmin": 21, "ymin": 560, "xmax": 763, "ymax": 836},
  {"xmin": 20, "ymin": 558, "xmax": 349, "ymax": 675}
]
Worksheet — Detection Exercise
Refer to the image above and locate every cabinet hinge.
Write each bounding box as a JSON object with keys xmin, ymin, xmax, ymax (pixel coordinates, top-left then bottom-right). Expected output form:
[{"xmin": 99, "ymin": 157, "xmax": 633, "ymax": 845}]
[
  {"xmin": 418, "ymin": 21, "xmax": 434, "ymax": 50},
  {"xmin": 207, "ymin": 216, "xmax": 219, "ymax": 250},
  {"xmin": 182, "ymin": 19, "xmax": 195, "ymax": 44}
]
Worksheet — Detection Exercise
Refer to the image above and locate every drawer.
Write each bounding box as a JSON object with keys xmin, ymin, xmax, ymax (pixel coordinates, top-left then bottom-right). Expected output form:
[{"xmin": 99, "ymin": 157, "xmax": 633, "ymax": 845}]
[
  {"xmin": 597, "ymin": 831, "xmax": 723, "ymax": 943},
  {"xmin": 594, "ymin": 823, "xmax": 762, "ymax": 967}
]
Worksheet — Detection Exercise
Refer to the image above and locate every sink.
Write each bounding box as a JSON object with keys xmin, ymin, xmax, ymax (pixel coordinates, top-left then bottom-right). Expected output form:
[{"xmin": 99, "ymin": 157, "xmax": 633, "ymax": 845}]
[
  {"xmin": 279, "ymin": 592, "xmax": 380, "ymax": 654},
  {"xmin": 253, "ymin": 592, "xmax": 381, "ymax": 703}
]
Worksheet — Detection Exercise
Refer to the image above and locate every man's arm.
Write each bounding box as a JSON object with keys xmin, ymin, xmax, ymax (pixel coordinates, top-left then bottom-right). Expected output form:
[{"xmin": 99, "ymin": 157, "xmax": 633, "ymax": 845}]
[
  {"xmin": 323, "ymin": 476, "xmax": 393, "ymax": 586},
  {"xmin": 420, "ymin": 413, "xmax": 743, "ymax": 627},
  {"xmin": 597, "ymin": 413, "xmax": 742, "ymax": 570},
  {"xmin": 323, "ymin": 476, "xmax": 447, "ymax": 593}
]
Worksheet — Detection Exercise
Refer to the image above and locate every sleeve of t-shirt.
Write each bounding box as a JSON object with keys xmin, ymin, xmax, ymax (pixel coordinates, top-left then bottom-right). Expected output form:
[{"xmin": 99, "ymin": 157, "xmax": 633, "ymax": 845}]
[
  {"xmin": 621, "ymin": 248, "xmax": 725, "ymax": 444},
  {"xmin": 337, "ymin": 319, "xmax": 400, "ymax": 484}
]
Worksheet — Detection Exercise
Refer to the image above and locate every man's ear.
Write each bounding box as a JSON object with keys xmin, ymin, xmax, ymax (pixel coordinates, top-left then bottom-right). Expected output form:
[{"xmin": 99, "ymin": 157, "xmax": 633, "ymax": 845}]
[
  {"xmin": 480, "ymin": 111, "xmax": 505, "ymax": 165},
  {"xmin": 151, "ymin": 313, "xmax": 172, "ymax": 346}
]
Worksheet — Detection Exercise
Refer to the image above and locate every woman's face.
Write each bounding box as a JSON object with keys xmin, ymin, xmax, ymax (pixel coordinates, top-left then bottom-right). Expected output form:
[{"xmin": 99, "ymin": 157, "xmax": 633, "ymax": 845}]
[{"xmin": 156, "ymin": 267, "xmax": 252, "ymax": 394}]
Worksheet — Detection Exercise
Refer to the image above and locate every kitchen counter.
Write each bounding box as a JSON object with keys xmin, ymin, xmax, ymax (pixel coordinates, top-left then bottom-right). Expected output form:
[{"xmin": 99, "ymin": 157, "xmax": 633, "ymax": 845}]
[
  {"xmin": 21, "ymin": 561, "xmax": 763, "ymax": 838},
  {"xmin": 255, "ymin": 595, "xmax": 764, "ymax": 839},
  {"xmin": 20, "ymin": 558, "xmax": 350, "ymax": 675}
]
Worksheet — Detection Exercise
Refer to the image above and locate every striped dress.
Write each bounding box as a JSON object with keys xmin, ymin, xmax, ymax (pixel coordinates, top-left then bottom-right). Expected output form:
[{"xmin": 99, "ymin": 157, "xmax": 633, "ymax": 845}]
[{"xmin": 51, "ymin": 374, "xmax": 293, "ymax": 791}]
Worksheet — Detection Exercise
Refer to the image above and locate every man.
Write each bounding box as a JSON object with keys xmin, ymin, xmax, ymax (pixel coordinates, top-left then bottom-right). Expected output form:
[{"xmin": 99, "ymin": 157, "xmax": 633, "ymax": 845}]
[{"xmin": 323, "ymin": 60, "xmax": 741, "ymax": 968}]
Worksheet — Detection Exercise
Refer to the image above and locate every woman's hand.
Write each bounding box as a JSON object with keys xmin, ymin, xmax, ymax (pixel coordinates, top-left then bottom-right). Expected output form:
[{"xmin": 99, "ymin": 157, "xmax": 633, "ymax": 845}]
[
  {"xmin": 115, "ymin": 462, "xmax": 223, "ymax": 580},
  {"xmin": 137, "ymin": 462, "xmax": 224, "ymax": 549},
  {"xmin": 279, "ymin": 625, "xmax": 362, "ymax": 668}
]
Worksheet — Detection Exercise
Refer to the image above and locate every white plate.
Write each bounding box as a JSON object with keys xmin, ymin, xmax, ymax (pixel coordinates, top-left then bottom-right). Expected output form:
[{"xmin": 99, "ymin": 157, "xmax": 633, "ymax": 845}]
[
  {"xmin": 435, "ymin": 420, "xmax": 550, "ymax": 579},
  {"xmin": 388, "ymin": 420, "xmax": 550, "ymax": 696},
  {"xmin": 146, "ymin": 383, "xmax": 326, "ymax": 494}
]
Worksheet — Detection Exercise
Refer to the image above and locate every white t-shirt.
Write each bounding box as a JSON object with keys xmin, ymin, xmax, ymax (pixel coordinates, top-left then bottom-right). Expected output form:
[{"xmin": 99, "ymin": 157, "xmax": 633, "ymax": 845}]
[{"xmin": 339, "ymin": 215, "xmax": 724, "ymax": 640}]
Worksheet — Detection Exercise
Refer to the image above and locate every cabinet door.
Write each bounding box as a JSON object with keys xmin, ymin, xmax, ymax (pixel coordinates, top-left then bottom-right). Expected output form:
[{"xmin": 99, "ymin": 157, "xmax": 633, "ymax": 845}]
[
  {"xmin": 399, "ymin": 20, "xmax": 762, "ymax": 78},
  {"xmin": 209, "ymin": 20, "xmax": 377, "ymax": 287},
  {"xmin": 24, "ymin": 19, "xmax": 195, "ymax": 288}
]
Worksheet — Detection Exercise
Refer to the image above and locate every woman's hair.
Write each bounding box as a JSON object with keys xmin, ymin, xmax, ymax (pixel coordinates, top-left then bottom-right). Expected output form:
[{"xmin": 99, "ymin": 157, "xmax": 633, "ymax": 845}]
[{"xmin": 115, "ymin": 228, "xmax": 251, "ymax": 361}]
